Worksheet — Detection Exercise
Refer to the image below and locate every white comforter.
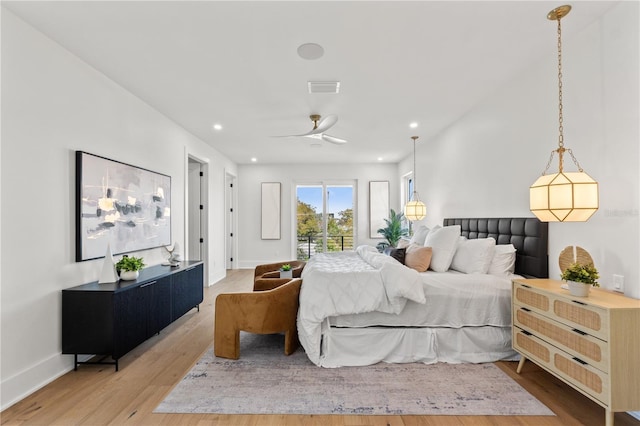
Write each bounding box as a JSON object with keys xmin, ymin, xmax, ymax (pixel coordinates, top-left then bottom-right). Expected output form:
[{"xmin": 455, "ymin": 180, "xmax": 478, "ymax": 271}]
[{"xmin": 298, "ymin": 246, "xmax": 426, "ymax": 365}]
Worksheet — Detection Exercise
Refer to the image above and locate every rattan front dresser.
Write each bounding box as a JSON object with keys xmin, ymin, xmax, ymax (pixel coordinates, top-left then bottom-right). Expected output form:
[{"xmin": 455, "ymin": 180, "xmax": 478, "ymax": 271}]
[{"xmin": 512, "ymin": 278, "xmax": 640, "ymax": 426}]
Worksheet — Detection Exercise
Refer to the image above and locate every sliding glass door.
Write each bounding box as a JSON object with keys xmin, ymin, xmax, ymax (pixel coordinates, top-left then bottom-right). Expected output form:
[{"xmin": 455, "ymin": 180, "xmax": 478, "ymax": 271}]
[{"xmin": 296, "ymin": 182, "xmax": 354, "ymax": 260}]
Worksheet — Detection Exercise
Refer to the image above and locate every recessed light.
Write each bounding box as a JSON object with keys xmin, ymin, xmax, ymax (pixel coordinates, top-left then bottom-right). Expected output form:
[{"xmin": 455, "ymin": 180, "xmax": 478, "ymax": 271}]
[
  {"xmin": 377, "ymin": 157, "xmax": 383, "ymax": 162},
  {"xmin": 213, "ymin": 124, "xmax": 222, "ymax": 131},
  {"xmin": 297, "ymin": 43, "xmax": 324, "ymax": 60},
  {"xmin": 251, "ymin": 157, "xmax": 257, "ymax": 162},
  {"xmin": 409, "ymin": 122, "xmax": 418, "ymax": 129}
]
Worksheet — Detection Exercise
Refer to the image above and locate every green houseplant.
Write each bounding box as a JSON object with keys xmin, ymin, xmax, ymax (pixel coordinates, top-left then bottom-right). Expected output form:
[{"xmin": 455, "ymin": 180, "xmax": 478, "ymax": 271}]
[
  {"xmin": 116, "ymin": 255, "xmax": 145, "ymax": 280},
  {"xmin": 377, "ymin": 209, "xmax": 409, "ymax": 250},
  {"xmin": 279, "ymin": 263, "xmax": 292, "ymax": 278},
  {"xmin": 280, "ymin": 263, "xmax": 293, "ymax": 278},
  {"xmin": 561, "ymin": 262, "xmax": 599, "ymax": 296}
]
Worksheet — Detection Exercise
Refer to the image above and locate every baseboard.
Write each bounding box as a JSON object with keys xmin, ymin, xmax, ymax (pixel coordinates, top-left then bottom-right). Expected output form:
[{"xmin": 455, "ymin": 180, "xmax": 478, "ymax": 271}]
[{"xmin": 1, "ymin": 352, "xmax": 76, "ymax": 411}]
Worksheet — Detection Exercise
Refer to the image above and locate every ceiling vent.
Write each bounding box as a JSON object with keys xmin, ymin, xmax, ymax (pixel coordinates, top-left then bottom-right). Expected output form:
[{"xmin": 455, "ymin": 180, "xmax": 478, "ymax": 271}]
[{"xmin": 308, "ymin": 81, "xmax": 340, "ymax": 94}]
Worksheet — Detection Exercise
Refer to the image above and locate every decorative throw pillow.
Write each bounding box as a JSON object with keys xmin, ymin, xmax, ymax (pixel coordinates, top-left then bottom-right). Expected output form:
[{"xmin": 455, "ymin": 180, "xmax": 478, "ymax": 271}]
[
  {"xmin": 450, "ymin": 237, "xmax": 496, "ymax": 274},
  {"xmin": 388, "ymin": 247, "xmax": 406, "ymax": 265},
  {"xmin": 424, "ymin": 225, "xmax": 461, "ymax": 272},
  {"xmin": 488, "ymin": 244, "xmax": 517, "ymax": 275},
  {"xmin": 409, "ymin": 225, "xmax": 430, "ymax": 246},
  {"xmin": 405, "ymin": 244, "xmax": 432, "ymax": 272}
]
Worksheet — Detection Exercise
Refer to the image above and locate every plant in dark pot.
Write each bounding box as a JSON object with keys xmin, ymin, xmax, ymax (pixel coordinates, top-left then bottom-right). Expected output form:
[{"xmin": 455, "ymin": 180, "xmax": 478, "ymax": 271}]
[
  {"xmin": 116, "ymin": 255, "xmax": 146, "ymax": 281},
  {"xmin": 376, "ymin": 209, "xmax": 409, "ymax": 251},
  {"xmin": 561, "ymin": 262, "xmax": 599, "ymax": 297}
]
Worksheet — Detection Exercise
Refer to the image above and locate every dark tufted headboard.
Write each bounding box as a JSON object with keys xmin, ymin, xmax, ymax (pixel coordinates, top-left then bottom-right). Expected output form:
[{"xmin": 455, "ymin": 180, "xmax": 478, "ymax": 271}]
[{"xmin": 443, "ymin": 217, "xmax": 548, "ymax": 278}]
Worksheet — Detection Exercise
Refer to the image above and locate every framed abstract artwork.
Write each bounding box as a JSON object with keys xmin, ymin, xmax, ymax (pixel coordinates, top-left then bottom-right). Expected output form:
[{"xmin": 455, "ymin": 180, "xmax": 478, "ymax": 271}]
[
  {"xmin": 369, "ymin": 181, "xmax": 390, "ymax": 239},
  {"xmin": 75, "ymin": 151, "xmax": 171, "ymax": 261},
  {"xmin": 261, "ymin": 182, "xmax": 281, "ymax": 240}
]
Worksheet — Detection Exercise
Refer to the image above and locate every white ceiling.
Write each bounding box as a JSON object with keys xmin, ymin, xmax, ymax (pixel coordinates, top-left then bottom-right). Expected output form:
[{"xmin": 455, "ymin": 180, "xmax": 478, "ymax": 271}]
[{"xmin": 3, "ymin": 1, "xmax": 618, "ymax": 164}]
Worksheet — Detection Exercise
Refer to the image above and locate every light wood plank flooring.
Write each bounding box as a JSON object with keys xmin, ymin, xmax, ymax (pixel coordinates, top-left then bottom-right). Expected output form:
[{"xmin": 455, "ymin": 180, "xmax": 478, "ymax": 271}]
[{"xmin": 2, "ymin": 269, "xmax": 639, "ymax": 425}]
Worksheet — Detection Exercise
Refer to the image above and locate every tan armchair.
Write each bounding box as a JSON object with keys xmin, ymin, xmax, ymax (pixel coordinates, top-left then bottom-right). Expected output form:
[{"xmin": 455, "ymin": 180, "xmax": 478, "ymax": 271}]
[
  {"xmin": 253, "ymin": 260, "xmax": 306, "ymax": 291},
  {"xmin": 214, "ymin": 278, "xmax": 302, "ymax": 359}
]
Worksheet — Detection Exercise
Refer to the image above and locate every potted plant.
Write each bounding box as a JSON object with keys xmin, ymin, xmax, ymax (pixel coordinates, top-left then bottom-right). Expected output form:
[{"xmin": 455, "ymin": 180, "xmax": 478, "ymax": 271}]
[
  {"xmin": 377, "ymin": 209, "xmax": 409, "ymax": 250},
  {"xmin": 116, "ymin": 255, "xmax": 146, "ymax": 281},
  {"xmin": 279, "ymin": 263, "xmax": 292, "ymax": 279},
  {"xmin": 561, "ymin": 262, "xmax": 599, "ymax": 297}
]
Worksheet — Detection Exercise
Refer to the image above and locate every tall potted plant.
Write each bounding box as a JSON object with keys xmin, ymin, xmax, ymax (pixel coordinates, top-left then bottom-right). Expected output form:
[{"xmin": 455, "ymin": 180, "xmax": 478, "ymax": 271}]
[{"xmin": 377, "ymin": 209, "xmax": 409, "ymax": 250}]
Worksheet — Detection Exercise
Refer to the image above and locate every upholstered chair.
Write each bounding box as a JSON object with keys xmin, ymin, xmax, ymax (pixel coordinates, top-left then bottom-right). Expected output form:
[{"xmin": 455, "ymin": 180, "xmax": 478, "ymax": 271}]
[
  {"xmin": 214, "ymin": 278, "xmax": 302, "ymax": 360},
  {"xmin": 253, "ymin": 260, "xmax": 306, "ymax": 291}
]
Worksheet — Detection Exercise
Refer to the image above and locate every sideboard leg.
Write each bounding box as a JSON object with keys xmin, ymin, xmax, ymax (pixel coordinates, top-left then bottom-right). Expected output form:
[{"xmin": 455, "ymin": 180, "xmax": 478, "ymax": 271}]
[
  {"xmin": 605, "ymin": 409, "xmax": 614, "ymax": 426},
  {"xmin": 516, "ymin": 357, "xmax": 527, "ymax": 374}
]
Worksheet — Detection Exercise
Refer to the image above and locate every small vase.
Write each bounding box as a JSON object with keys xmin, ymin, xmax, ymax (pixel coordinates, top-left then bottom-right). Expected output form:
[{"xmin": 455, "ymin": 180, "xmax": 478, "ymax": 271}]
[
  {"xmin": 279, "ymin": 270, "xmax": 292, "ymax": 279},
  {"xmin": 120, "ymin": 270, "xmax": 139, "ymax": 281},
  {"xmin": 567, "ymin": 280, "xmax": 590, "ymax": 297}
]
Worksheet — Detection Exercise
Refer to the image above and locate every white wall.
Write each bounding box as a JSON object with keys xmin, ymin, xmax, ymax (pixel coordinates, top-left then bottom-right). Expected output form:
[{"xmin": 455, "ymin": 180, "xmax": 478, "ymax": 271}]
[
  {"xmin": 0, "ymin": 10, "xmax": 236, "ymax": 409},
  {"xmin": 400, "ymin": 2, "xmax": 639, "ymax": 298},
  {"xmin": 237, "ymin": 163, "xmax": 399, "ymax": 268}
]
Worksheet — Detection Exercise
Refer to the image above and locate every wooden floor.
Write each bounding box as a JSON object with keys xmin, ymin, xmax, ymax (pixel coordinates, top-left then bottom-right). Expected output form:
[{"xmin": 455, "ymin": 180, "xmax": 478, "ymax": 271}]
[{"xmin": 2, "ymin": 269, "xmax": 639, "ymax": 426}]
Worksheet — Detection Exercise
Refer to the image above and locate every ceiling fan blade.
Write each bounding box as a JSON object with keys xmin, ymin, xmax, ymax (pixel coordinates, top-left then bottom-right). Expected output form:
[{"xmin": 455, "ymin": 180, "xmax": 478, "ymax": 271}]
[
  {"xmin": 314, "ymin": 115, "xmax": 338, "ymax": 133},
  {"xmin": 321, "ymin": 134, "xmax": 347, "ymax": 144}
]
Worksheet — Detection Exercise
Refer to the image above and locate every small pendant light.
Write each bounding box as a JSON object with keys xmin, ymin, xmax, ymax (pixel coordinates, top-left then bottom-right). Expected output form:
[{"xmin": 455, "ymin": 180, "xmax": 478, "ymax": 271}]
[{"xmin": 404, "ymin": 136, "xmax": 426, "ymax": 221}]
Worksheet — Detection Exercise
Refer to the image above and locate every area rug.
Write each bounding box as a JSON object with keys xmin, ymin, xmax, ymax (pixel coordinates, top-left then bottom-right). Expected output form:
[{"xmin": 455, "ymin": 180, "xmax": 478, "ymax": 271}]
[{"xmin": 155, "ymin": 333, "xmax": 554, "ymax": 416}]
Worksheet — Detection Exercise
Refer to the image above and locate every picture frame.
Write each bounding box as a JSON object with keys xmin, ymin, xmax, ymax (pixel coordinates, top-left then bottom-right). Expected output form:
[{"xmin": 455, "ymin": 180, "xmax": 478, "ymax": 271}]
[
  {"xmin": 261, "ymin": 182, "xmax": 281, "ymax": 240},
  {"xmin": 369, "ymin": 181, "xmax": 390, "ymax": 239},
  {"xmin": 75, "ymin": 151, "xmax": 172, "ymax": 261}
]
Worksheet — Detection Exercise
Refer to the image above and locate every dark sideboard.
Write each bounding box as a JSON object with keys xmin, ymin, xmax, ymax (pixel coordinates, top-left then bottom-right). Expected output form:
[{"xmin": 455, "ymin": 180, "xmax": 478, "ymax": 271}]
[{"xmin": 62, "ymin": 261, "xmax": 204, "ymax": 371}]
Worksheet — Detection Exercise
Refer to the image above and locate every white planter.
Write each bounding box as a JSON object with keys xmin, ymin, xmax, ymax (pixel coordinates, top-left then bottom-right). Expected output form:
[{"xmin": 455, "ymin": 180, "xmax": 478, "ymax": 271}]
[
  {"xmin": 279, "ymin": 270, "xmax": 293, "ymax": 279},
  {"xmin": 120, "ymin": 270, "xmax": 139, "ymax": 281},
  {"xmin": 567, "ymin": 280, "xmax": 590, "ymax": 297}
]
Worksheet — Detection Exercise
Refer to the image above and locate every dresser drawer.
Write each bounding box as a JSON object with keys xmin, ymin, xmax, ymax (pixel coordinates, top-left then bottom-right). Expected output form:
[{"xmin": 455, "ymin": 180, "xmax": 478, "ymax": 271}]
[
  {"xmin": 514, "ymin": 283, "xmax": 550, "ymax": 313},
  {"xmin": 513, "ymin": 282, "xmax": 609, "ymax": 341},
  {"xmin": 553, "ymin": 299, "xmax": 609, "ymax": 341},
  {"xmin": 514, "ymin": 329, "xmax": 609, "ymax": 406},
  {"xmin": 514, "ymin": 306, "xmax": 609, "ymax": 373}
]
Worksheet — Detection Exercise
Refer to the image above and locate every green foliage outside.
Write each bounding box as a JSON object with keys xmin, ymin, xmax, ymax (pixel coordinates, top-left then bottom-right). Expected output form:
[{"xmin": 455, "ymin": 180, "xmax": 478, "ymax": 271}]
[{"xmin": 296, "ymin": 198, "xmax": 353, "ymax": 259}]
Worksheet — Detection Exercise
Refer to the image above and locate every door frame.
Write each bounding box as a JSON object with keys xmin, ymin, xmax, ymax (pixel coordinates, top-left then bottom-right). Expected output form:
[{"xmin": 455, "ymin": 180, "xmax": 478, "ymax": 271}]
[{"xmin": 185, "ymin": 151, "xmax": 209, "ymax": 285}]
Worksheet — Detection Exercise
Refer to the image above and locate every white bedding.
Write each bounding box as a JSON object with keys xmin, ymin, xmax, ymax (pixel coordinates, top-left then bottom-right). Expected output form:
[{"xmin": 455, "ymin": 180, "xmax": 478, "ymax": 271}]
[
  {"xmin": 298, "ymin": 246, "xmax": 426, "ymax": 365},
  {"xmin": 298, "ymin": 246, "xmax": 518, "ymax": 367},
  {"xmin": 330, "ymin": 271, "xmax": 516, "ymax": 328}
]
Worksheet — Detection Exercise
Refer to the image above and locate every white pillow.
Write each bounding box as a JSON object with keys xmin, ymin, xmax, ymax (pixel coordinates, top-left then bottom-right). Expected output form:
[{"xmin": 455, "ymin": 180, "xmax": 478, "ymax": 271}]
[
  {"xmin": 409, "ymin": 225, "xmax": 430, "ymax": 246},
  {"xmin": 488, "ymin": 244, "xmax": 517, "ymax": 275},
  {"xmin": 424, "ymin": 225, "xmax": 461, "ymax": 272},
  {"xmin": 451, "ymin": 237, "xmax": 496, "ymax": 274}
]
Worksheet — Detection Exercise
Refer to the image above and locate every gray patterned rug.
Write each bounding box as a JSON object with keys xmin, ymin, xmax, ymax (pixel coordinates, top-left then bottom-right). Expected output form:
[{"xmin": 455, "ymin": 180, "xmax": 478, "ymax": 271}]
[{"xmin": 155, "ymin": 333, "xmax": 554, "ymax": 416}]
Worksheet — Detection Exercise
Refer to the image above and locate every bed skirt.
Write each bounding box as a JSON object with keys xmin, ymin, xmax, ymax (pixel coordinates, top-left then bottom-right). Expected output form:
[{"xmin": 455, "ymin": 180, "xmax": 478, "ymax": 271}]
[{"xmin": 317, "ymin": 325, "xmax": 518, "ymax": 368}]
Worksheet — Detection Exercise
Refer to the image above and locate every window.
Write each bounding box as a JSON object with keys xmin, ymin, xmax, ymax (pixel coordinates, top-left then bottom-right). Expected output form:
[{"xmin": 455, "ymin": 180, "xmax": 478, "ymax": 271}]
[{"xmin": 295, "ymin": 182, "xmax": 355, "ymax": 259}]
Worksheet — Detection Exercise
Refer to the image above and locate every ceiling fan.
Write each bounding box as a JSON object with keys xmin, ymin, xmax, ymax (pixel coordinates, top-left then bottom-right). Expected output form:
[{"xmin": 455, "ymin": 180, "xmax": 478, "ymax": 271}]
[{"xmin": 274, "ymin": 114, "xmax": 347, "ymax": 144}]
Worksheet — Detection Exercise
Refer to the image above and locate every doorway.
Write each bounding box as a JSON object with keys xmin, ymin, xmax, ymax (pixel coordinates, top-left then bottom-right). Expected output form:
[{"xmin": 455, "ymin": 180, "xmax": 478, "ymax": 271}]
[{"xmin": 187, "ymin": 156, "xmax": 208, "ymax": 282}]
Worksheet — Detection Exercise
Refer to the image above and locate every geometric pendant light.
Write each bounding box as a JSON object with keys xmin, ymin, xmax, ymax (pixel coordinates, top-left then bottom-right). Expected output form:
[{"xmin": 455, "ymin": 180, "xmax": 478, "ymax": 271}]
[
  {"xmin": 404, "ymin": 136, "xmax": 426, "ymax": 221},
  {"xmin": 529, "ymin": 5, "xmax": 599, "ymax": 222}
]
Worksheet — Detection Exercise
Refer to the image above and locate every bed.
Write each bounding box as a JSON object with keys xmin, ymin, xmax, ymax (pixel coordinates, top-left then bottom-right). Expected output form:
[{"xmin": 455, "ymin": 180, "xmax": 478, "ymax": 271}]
[{"xmin": 298, "ymin": 217, "xmax": 548, "ymax": 368}]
